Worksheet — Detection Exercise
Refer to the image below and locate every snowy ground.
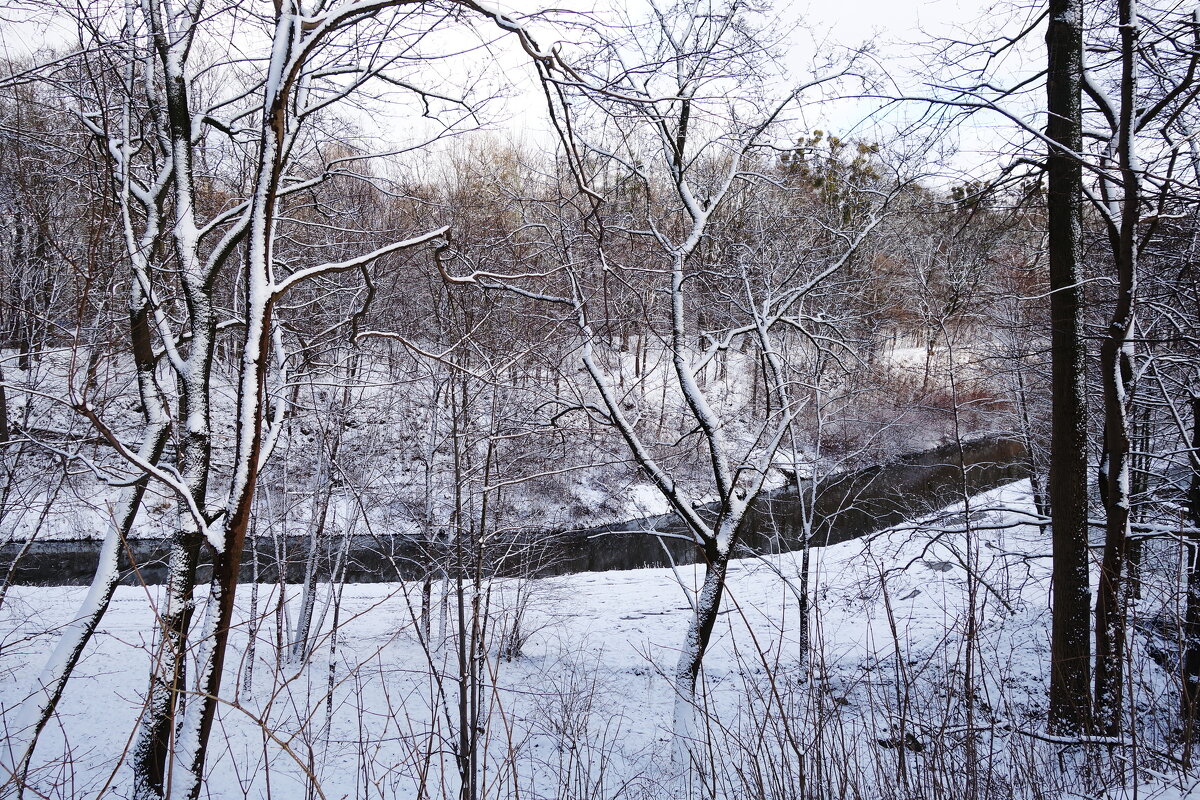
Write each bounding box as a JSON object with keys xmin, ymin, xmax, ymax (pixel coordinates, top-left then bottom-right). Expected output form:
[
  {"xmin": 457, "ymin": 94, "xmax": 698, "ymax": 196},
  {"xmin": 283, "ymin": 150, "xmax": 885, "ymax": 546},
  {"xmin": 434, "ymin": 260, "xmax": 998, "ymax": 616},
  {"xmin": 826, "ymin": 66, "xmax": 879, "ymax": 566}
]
[{"xmin": 2, "ymin": 480, "xmax": 1196, "ymax": 799}]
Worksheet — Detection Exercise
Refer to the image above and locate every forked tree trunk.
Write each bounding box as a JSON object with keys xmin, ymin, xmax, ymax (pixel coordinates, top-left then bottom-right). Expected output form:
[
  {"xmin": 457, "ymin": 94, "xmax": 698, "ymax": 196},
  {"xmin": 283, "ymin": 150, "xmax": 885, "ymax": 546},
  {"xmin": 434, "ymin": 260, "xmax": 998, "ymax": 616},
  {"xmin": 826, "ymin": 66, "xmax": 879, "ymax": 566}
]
[
  {"xmin": 131, "ymin": 1, "xmax": 218, "ymax": 792},
  {"xmin": 166, "ymin": 59, "xmax": 288, "ymax": 797},
  {"xmin": 291, "ymin": 464, "xmax": 335, "ymax": 664}
]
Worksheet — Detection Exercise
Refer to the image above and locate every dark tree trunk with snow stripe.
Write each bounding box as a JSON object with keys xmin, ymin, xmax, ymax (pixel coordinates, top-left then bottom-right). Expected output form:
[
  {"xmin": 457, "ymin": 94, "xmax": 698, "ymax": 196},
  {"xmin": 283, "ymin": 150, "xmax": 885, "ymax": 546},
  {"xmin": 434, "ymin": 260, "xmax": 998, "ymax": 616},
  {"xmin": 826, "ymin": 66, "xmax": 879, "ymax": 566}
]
[{"xmin": 1045, "ymin": 0, "xmax": 1092, "ymax": 736}]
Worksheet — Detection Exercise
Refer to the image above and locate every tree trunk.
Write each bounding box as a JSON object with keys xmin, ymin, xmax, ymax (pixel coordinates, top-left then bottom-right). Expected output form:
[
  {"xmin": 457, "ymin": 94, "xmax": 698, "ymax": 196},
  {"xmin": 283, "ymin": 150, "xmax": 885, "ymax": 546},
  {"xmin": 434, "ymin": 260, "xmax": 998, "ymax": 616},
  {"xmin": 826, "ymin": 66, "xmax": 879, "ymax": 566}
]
[
  {"xmin": 1045, "ymin": 0, "xmax": 1093, "ymax": 735},
  {"xmin": 0, "ymin": 359, "xmax": 9, "ymax": 444},
  {"xmin": 672, "ymin": 523, "xmax": 735, "ymax": 797},
  {"xmin": 240, "ymin": 537, "xmax": 260, "ymax": 701},
  {"xmin": 291, "ymin": 463, "xmax": 335, "ymax": 664},
  {"xmin": 1182, "ymin": 394, "xmax": 1200, "ymax": 745},
  {"xmin": 132, "ymin": 532, "xmax": 204, "ymax": 800},
  {"xmin": 131, "ymin": 4, "xmax": 217, "ymax": 792},
  {"xmin": 1093, "ymin": 0, "xmax": 1140, "ymax": 736}
]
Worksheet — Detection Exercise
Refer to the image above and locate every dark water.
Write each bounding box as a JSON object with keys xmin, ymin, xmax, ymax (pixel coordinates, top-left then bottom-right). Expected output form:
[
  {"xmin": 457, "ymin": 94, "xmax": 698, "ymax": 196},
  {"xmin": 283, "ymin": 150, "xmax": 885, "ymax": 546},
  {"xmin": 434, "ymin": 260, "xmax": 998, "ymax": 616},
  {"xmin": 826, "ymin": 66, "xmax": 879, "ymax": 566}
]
[{"xmin": 1, "ymin": 436, "xmax": 1027, "ymax": 586}]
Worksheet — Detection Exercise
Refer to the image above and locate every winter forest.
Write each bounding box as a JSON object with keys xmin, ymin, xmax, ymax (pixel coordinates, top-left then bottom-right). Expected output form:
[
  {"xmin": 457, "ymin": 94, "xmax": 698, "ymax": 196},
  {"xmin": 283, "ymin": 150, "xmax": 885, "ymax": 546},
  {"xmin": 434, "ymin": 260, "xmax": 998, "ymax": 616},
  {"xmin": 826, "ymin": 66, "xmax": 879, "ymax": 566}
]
[{"xmin": 2, "ymin": 0, "xmax": 1200, "ymax": 797}]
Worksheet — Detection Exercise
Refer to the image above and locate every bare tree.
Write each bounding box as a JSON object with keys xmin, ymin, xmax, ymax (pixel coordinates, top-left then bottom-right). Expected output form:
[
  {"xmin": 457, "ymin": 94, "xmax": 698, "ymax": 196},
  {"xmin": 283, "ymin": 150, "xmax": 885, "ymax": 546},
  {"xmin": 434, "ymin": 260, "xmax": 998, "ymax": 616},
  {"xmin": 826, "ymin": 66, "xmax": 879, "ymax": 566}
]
[
  {"xmin": 0, "ymin": 0, "xmax": 568, "ymax": 793},
  {"xmin": 439, "ymin": 4, "xmax": 902, "ymax": 790},
  {"xmin": 1082, "ymin": 0, "xmax": 1200, "ymax": 736}
]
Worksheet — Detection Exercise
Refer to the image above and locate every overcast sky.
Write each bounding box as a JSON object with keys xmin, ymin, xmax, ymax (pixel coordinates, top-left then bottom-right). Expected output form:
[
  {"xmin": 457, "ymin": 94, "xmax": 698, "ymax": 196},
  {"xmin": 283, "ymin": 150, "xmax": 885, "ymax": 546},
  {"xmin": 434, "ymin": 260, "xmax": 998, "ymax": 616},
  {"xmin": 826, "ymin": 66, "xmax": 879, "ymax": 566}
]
[{"xmin": 1, "ymin": 0, "xmax": 1030, "ymax": 182}]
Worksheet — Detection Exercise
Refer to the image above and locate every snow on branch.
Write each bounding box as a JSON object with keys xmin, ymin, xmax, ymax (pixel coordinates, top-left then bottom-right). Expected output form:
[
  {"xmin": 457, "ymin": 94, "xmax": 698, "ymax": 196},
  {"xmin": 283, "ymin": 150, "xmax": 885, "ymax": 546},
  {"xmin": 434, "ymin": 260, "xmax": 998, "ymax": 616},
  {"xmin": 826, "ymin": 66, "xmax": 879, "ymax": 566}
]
[{"xmin": 271, "ymin": 226, "xmax": 449, "ymax": 300}]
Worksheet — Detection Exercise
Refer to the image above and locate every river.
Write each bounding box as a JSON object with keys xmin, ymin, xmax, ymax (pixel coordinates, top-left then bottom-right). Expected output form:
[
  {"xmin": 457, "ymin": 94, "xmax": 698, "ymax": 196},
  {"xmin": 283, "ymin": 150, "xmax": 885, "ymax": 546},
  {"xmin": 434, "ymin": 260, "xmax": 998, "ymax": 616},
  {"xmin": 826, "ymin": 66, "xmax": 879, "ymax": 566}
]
[{"xmin": 0, "ymin": 436, "xmax": 1027, "ymax": 586}]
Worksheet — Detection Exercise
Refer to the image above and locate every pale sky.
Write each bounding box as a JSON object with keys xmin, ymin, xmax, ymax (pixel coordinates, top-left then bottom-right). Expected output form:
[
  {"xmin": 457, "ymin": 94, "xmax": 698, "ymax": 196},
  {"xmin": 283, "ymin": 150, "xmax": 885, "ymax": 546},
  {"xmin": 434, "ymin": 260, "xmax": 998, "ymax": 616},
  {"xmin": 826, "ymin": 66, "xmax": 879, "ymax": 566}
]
[{"xmin": 1, "ymin": 0, "xmax": 1028, "ymax": 182}]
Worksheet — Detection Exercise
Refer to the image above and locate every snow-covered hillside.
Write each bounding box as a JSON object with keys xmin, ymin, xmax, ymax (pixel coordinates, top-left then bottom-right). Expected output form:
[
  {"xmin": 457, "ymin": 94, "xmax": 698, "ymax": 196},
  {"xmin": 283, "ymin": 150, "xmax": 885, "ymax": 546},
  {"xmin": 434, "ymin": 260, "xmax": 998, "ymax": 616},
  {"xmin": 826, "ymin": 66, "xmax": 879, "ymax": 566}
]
[
  {"xmin": 0, "ymin": 334, "xmax": 1006, "ymax": 547},
  {"xmin": 2, "ymin": 481, "xmax": 1192, "ymax": 799}
]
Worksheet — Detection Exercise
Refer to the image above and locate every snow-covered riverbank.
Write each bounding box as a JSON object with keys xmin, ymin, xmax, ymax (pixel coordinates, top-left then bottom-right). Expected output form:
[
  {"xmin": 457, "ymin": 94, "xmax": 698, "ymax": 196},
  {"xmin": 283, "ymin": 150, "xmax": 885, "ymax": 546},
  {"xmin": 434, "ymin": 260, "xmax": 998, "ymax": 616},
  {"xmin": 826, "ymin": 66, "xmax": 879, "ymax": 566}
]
[{"xmin": 3, "ymin": 480, "xmax": 1193, "ymax": 798}]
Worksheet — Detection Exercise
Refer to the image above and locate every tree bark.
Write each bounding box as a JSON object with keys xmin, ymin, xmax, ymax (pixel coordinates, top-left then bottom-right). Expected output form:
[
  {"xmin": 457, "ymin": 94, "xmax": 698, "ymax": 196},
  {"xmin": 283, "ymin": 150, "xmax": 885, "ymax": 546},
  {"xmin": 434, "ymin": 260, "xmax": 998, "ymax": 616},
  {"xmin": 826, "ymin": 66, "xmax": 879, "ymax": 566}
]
[
  {"xmin": 1182, "ymin": 394, "xmax": 1200, "ymax": 743},
  {"xmin": 131, "ymin": 2, "xmax": 216, "ymax": 789},
  {"xmin": 672, "ymin": 532, "xmax": 733, "ymax": 793},
  {"xmin": 1046, "ymin": 0, "xmax": 1093, "ymax": 735},
  {"xmin": 1093, "ymin": 0, "xmax": 1140, "ymax": 736}
]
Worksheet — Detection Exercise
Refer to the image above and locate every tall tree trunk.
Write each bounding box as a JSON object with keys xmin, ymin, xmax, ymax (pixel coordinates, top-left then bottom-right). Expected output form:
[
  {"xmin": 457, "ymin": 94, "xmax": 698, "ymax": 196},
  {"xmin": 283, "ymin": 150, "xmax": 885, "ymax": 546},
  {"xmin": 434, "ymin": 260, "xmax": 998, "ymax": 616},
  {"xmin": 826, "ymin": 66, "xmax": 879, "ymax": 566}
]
[
  {"xmin": 131, "ymin": 4, "xmax": 216, "ymax": 793},
  {"xmin": 1046, "ymin": 0, "xmax": 1093, "ymax": 735},
  {"xmin": 1182, "ymin": 393, "xmax": 1200, "ymax": 745},
  {"xmin": 1093, "ymin": 0, "xmax": 1140, "ymax": 736},
  {"xmin": 156, "ymin": 12, "xmax": 296, "ymax": 794}
]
